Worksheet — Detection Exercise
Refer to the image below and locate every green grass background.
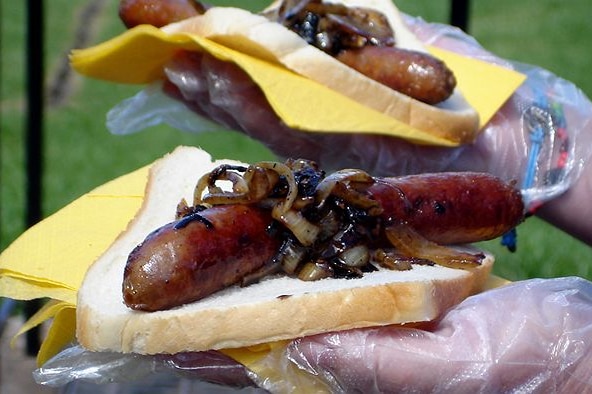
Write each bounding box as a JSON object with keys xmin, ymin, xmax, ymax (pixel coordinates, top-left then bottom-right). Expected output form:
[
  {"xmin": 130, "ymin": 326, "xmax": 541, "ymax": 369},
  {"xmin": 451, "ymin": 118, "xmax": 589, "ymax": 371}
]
[{"xmin": 1, "ymin": 0, "xmax": 591, "ymax": 281}]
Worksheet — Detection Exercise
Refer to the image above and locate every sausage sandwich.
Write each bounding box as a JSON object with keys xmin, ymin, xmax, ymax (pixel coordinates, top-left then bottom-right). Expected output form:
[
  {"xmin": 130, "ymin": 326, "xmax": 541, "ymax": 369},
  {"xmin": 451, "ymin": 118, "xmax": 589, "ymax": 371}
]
[
  {"xmin": 76, "ymin": 147, "xmax": 523, "ymax": 354},
  {"xmin": 111, "ymin": 0, "xmax": 480, "ymax": 143}
]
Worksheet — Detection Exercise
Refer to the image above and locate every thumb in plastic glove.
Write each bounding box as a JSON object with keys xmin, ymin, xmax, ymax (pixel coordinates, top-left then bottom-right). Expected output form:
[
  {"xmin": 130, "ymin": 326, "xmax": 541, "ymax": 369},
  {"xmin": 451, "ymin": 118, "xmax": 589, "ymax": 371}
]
[{"xmin": 287, "ymin": 277, "xmax": 592, "ymax": 393}]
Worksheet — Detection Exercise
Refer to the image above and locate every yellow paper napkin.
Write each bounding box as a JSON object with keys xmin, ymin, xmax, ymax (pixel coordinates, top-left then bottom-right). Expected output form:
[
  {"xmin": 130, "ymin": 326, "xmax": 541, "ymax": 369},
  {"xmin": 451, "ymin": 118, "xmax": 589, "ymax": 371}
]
[
  {"xmin": 0, "ymin": 166, "xmax": 148, "ymax": 364},
  {"xmin": 70, "ymin": 23, "xmax": 526, "ymax": 146},
  {"xmin": 0, "ymin": 166, "xmax": 148, "ymax": 301}
]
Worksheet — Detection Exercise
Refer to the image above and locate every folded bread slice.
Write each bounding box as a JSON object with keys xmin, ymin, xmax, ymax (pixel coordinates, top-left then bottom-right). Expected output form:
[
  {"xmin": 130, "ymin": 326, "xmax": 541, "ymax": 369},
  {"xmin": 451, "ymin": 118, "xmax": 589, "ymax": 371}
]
[
  {"xmin": 161, "ymin": 0, "xmax": 480, "ymax": 144},
  {"xmin": 76, "ymin": 146, "xmax": 493, "ymax": 354}
]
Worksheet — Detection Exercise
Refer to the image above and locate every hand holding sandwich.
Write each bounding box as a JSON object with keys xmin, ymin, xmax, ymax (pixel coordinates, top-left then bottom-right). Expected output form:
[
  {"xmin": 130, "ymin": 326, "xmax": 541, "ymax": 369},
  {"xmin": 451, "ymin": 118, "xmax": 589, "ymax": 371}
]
[
  {"xmin": 103, "ymin": 1, "xmax": 592, "ymax": 243},
  {"xmin": 154, "ymin": 14, "xmax": 592, "ymax": 246},
  {"xmin": 40, "ymin": 275, "xmax": 592, "ymax": 392},
  {"xmin": 287, "ymin": 276, "xmax": 592, "ymax": 392}
]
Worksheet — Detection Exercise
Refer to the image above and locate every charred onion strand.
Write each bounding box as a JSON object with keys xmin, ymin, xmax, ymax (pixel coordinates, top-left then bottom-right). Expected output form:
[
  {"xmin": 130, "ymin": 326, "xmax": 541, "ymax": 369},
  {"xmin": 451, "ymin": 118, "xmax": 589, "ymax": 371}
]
[
  {"xmin": 276, "ymin": 239, "xmax": 308, "ymax": 274},
  {"xmin": 298, "ymin": 261, "xmax": 334, "ymax": 281},
  {"xmin": 315, "ymin": 169, "xmax": 376, "ymax": 209},
  {"xmin": 276, "ymin": 208, "xmax": 320, "ymax": 246},
  {"xmin": 384, "ymin": 223, "xmax": 484, "ymax": 269},
  {"xmin": 254, "ymin": 161, "xmax": 298, "ymax": 214}
]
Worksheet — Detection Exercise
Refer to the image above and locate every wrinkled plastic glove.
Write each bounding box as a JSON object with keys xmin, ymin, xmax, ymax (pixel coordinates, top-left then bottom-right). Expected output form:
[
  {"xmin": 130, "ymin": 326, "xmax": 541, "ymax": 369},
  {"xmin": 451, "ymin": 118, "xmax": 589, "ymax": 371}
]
[
  {"xmin": 109, "ymin": 15, "xmax": 592, "ymax": 208},
  {"xmin": 34, "ymin": 278, "xmax": 592, "ymax": 393},
  {"xmin": 286, "ymin": 277, "xmax": 592, "ymax": 393}
]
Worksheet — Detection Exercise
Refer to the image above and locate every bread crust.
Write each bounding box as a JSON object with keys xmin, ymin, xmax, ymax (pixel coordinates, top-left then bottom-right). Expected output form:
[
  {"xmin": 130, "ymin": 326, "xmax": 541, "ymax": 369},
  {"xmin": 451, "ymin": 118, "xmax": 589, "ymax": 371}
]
[
  {"xmin": 162, "ymin": 1, "xmax": 480, "ymax": 143},
  {"xmin": 76, "ymin": 146, "xmax": 494, "ymax": 354}
]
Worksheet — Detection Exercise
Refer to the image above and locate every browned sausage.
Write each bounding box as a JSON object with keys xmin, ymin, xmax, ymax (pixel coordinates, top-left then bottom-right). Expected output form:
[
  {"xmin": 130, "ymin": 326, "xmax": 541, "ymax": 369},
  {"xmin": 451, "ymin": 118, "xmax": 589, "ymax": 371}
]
[
  {"xmin": 336, "ymin": 46, "xmax": 457, "ymax": 104},
  {"xmin": 369, "ymin": 172, "xmax": 524, "ymax": 245},
  {"xmin": 123, "ymin": 204, "xmax": 282, "ymax": 311},
  {"xmin": 119, "ymin": 0, "xmax": 206, "ymax": 28}
]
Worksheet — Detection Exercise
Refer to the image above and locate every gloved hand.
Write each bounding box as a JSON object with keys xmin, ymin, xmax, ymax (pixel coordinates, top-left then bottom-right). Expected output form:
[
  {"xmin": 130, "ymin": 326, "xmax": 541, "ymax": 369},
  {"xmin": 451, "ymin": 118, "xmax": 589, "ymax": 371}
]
[
  {"xmin": 34, "ymin": 278, "xmax": 592, "ymax": 393},
  {"xmin": 108, "ymin": 14, "xmax": 592, "ymax": 211},
  {"xmin": 287, "ymin": 276, "xmax": 592, "ymax": 393}
]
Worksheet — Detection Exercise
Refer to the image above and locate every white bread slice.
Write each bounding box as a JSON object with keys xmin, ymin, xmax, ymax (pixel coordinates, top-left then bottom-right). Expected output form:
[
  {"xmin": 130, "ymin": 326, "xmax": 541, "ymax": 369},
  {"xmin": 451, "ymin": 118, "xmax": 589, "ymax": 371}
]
[
  {"xmin": 76, "ymin": 146, "xmax": 493, "ymax": 355},
  {"xmin": 161, "ymin": 0, "xmax": 480, "ymax": 144}
]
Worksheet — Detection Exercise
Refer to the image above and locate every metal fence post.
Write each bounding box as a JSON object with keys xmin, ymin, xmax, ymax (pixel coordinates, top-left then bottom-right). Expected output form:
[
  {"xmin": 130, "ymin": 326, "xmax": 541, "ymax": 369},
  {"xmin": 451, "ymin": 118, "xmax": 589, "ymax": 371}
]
[
  {"xmin": 450, "ymin": 0, "xmax": 471, "ymax": 32},
  {"xmin": 24, "ymin": 0, "xmax": 45, "ymax": 357}
]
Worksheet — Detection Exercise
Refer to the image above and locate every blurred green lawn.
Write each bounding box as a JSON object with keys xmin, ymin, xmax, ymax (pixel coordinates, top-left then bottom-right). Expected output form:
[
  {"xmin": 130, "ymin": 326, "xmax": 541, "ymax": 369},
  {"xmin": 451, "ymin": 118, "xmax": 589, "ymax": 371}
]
[{"xmin": 1, "ymin": 0, "xmax": 591, "ymax": 281}]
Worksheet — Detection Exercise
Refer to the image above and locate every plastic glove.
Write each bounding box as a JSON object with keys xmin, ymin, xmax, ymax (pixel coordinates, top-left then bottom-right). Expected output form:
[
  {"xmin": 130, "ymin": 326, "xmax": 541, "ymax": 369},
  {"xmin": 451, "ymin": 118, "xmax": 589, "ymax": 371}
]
[
  {"xmin": 108, "ymin": 15, "xmax": 592, "ymax": 211},
  {"xmin": 33, "ymin": 346, "xmax": 264, "ymax": 392},
  {"xmin": 34, "ymin": 278, "xmax": 592, "ymax": 393},
  {"xmin": 287, "ymin": 276, "xmax": 592, "ymax": 393}
]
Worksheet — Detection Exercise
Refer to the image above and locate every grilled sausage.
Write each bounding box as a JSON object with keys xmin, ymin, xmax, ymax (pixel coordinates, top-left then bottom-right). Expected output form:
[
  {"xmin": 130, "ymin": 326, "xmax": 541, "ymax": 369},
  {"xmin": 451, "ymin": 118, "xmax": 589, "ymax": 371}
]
[
  {"xmin": 336, "ymin": 46, "xmax": 457, "ymax": 105},
  {"xmin": 369, "ymin": 172, "xmax": 524, "ymax": 245},
  {"xmin": 119, "ymin": 0, "xmax": 206, "ymax": 28},
  {"xmin": 123, "ymin": 204, "xmax": 282, "ymax": 311}
]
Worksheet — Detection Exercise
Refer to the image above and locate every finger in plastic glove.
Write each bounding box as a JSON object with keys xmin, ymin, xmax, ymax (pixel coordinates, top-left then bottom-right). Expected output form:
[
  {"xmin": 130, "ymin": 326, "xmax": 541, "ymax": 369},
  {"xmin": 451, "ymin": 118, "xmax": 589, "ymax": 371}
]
[
  {"xmin": 163, "ymin": 51, "xmax": 334, "ymax": 161},
  {"xmin": 160, "ymin": 51, "xmax": 479, "ymax": 175},
  {"xmin": 157, "ymin": 351, "xmax": 260, "ymax": 388},
  {"xmin": 34, "ymin": 344, "xmax": 262, "ymax": 391},
  {"xmin": 288, "ymin": 277, "xmax": 592, "ymax": 393}
]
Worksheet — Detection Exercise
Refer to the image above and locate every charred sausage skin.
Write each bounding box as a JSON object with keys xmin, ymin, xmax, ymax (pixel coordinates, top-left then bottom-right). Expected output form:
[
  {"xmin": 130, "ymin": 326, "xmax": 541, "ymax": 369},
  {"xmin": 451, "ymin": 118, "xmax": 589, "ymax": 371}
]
[
  {"xmin": 119, "ymin": 0, "xmax": 207, "ymax": 28},
  {"xmin": 123, "ymin": 204, "xmax": 282, "ymax": 311},
  {"xmin": 368, "ymin": 172, "xmax": 525, "ymax": 245},
  {"xmin": 336, "ymin": 46, "xmax": 457, "ymax": 105}
]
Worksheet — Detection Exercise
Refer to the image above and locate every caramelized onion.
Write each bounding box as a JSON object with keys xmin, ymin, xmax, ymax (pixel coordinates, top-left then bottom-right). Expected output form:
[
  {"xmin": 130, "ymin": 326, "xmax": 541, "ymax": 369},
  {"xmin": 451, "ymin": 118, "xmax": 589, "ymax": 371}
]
[
  {"xmin": 384, "ymin": 223, "xmax": 483, "ymax": 269},
  {"xmin": 320, "ymin": 223, "xmax": 361, "ymax": 258},
  {"xmin": 277, "ymin": 240, "xmax": 308, "ymax": 274},
  {"xmin": 316, "ymin": 209, "xmax": 341, "ymax": 241},
  {"xmin": 338, "ymin": 244, "xmax": 370, "ymax": 267},
  {"xmin": 193, "ymin": 165, "xmax": 249, "ymax": 205},
  {"xmin": 255, "ymin": 161, "xmax": 298, "ymax": 213},
  {"xmin": 193, "ymin": 161, "xmax": 296, "ymax": 210},
  {"xmin": 315, "ymin": 169, "xmax": 375, "ymax": 209},
  {"xmin": 374, "ymin": 249, "xmax": 435, "ymax": 271},
  {"xmin": 275, "ymin": 208, "xmax": 320, "ymax": 246},
  {"xmin": 298, "ymin": 261, "xmax": 333, "ymax": 281},
  {"xmin": 242, "ymin": 166, "xmax": 280, "ymax": 201},
  {"xmin": 268, "ymin": 0, "xmax": 396, "ymax": 54}
]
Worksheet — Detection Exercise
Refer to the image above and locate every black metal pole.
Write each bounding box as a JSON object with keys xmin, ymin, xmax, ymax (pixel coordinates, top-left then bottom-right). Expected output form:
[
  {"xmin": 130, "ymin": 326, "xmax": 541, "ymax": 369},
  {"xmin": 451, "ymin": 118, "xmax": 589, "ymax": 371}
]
[
  {"xmin": 450, "ymin": 0, "xmax": 471, "ymax": 33},
  {"xmin": 24, "ymin": 0, "xmax": 45, "ymax": 356},
  {"xmin": 0, "ymin": 0, "xmax": 3, "ymax": 249}
]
